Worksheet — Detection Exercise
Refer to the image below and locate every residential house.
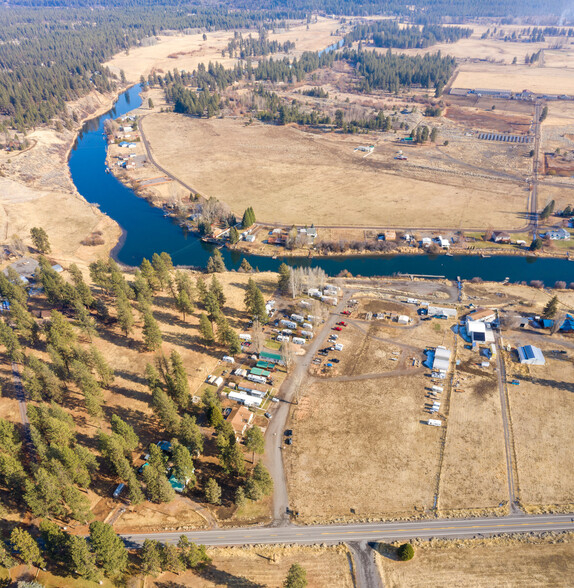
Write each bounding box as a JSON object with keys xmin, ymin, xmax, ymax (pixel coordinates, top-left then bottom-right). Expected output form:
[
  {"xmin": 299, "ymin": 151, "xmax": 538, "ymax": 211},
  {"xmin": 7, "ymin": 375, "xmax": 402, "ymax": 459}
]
[
  {"xmin": 492, "ymin": 231, "xmax": 511, "ymax": 244},
  {"xmin": 545, "ymin": 228, "xmax": 570, "ymax": 240},
  {"xmin": 467, "ymin": 320, "xmax": 495, "ymax": 344},
  {"xmin": 227, "ymin": 405, "xmax": 254, "ymax": 440},
  {"xmin": 465, "ymin": 308, "xmax": 496, "ymax": 324}
]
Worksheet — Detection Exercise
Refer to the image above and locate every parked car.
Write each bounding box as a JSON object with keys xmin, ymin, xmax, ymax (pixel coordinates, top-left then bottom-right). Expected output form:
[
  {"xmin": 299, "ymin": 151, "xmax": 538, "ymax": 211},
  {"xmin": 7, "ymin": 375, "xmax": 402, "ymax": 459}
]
[
  {"xmin": 510, "ymin": 380, "xmax": 520, "ymax": 385},
  {"xmin": 334, "ymin": 326, "xmax": 342, "ymax": 331},
  {"xmin": 284, "ymin": 429, "xmax": 292, "ymax": 436},
  {"xmin": 341, "ymin": 310, "xmax": 351, "ymax": 315},
  {"xmin": 264, "ymin": 412, "xmax": 272, "ymax": 419},
  {"xmin": 330, "ymin": 358, "xmax": 340, "ymax": 363},
  {"xmin": 337, "ymin": 321, "xmax": 347, "ymax": 326},
  {"xmin": 285, "ymin": 438, "xmax": 293, "ymax": 445}
]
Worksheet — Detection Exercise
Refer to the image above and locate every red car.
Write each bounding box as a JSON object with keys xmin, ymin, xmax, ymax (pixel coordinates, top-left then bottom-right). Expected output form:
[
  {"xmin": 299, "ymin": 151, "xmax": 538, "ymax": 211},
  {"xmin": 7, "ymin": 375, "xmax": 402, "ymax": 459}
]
[
  {"xmin": 341, "ymin": 310, "xmax": 351, "ymax": 315},
  {"xmin": 337, "ymin": 321, "xmax": 347, "ymax": 326},
  {"xmin": 333, "ymin": 326, "xmax": 342, "ymax": 331}
]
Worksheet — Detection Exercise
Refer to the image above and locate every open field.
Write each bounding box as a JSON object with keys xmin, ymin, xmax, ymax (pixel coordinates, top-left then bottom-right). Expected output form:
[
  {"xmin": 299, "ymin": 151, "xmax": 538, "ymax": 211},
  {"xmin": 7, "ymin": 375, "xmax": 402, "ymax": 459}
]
[
  {"xmin": 286, "ymin": 376, "xmax": 442, "ymax": 521},
  {"xmin": 141, "ymin": 114, "xmax": 527, "ymax": 228},
  {"xmin": 453, "ymin": 64, "xmax": 574, "ymax": 95},
  {"xmin": 376, "ymin": 535, "xmax": 574, "ymax": 588},
  {"xmin": 286, "ymin": 309, "xmax": 458, "ymax": 522},
  {"xmin": 151, "ymin": 544, "xmax": 354, "ymax": 588},
  {"xmin": 503, "ymin": 339, "xmax": 574, "ymax": 510},
  {"xmin": 105, "ymin": 17, "xmax": 344, "ymax": 83},
  {"xmin": 0, "ymin": 91, "xmax": 122, "ymax": 265},
  {"xmin": 438, "ymin": 346, "xmax": 508, "ymax": 512}
]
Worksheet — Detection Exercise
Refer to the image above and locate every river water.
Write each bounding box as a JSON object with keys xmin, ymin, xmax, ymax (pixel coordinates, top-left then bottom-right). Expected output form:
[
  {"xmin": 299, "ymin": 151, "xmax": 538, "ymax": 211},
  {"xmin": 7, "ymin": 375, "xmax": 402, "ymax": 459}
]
[{"xmin": 68, "ymin": 85, "xmax": 574, "ymax": 284}]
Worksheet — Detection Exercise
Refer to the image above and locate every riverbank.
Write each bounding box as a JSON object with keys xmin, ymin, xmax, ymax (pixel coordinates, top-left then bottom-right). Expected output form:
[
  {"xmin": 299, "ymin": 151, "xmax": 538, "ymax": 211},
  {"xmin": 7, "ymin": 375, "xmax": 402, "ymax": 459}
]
[{"xmin": 0, "ymin": 85, "xmax": 133, "ymax": 270}]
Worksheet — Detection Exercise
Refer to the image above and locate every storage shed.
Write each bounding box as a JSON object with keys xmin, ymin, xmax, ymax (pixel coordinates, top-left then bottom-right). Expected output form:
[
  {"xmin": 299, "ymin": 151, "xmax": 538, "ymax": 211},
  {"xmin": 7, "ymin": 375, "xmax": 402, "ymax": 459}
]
[{"xmin": 517, "ymin": 345, "xmax": 545, "ymax": 365}]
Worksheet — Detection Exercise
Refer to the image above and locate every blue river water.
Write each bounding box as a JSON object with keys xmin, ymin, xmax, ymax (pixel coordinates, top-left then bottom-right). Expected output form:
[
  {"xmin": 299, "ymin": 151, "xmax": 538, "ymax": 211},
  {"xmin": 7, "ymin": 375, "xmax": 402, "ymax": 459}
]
[{"xmin": 69, "ymin": 85, "xmax": 574, "ymax": 284}]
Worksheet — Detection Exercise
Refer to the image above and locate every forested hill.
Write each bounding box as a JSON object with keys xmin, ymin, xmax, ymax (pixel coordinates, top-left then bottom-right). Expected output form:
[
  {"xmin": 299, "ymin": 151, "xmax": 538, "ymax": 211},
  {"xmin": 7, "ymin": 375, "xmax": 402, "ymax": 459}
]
[{"xmin": 0, "ymin": 0, "xmax": 570, "ymax": 133}]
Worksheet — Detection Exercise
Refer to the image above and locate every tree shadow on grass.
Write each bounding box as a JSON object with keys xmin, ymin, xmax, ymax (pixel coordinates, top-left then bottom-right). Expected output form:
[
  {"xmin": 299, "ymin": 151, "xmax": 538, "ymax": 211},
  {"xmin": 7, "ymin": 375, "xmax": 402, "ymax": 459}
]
[{"xmin": 193, "ymin": 564, "xmax": 265, "ymax": 588}]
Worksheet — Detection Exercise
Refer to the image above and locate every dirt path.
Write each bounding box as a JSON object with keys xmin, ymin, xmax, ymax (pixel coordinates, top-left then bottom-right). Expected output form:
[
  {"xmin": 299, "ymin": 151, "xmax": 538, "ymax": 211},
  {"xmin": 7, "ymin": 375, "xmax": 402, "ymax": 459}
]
[
  {"xmin": 264, "ymin": 292, "xmax": 352, "ymax": 525},
  {"xmin": 347, "ymin": 541, "xmax": 385, "ymax": 588}
]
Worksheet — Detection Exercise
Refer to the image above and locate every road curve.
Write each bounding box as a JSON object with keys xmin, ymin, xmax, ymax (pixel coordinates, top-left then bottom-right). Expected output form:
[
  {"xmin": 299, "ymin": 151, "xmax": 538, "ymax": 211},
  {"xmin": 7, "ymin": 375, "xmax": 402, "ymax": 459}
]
[{"xmin": 120, "ymin": 513, "xmax": 574, "ymax": 547}]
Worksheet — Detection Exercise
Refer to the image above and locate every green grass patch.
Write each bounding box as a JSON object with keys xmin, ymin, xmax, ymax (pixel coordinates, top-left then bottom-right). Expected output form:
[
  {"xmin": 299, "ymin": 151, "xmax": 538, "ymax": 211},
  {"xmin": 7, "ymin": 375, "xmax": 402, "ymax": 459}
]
[{"xmin": 265, "ymin": 339, "xmax": 282, "ymax": 350}]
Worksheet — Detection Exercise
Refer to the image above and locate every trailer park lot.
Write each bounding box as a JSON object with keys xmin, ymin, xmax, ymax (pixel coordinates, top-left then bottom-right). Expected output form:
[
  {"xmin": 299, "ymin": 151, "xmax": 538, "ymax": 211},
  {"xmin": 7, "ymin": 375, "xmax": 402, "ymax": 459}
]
[{"xmin": 262, "ymin": 280, "xmax": 574, "ymax": 523}]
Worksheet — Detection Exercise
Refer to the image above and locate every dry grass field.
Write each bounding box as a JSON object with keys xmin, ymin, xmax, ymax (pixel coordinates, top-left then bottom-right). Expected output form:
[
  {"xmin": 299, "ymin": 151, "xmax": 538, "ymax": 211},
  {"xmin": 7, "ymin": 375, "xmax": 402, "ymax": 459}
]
[
  {"xmin": 503, "ymin": 341, "xmax": 574, "ymax": 510},
  {"xmin": 141, "ymin": 114, "xmax": 527, "ymax": 228},
  {"xmin": 285, "ymin": 376, "xmax": 442, "ymax": 522},
  {"xmin": 453, "ymin": 64, "xmax": 574, "ymax": 94},
  {"xmin": 438, "ymin": 347, "xmax": 508, "ymax": 513},
  {"xmin": 150, "ymin": 544, "xmax": 354, "ymax": 588},
  {"xmin": 376, "ymin": 536, "xmax": 574, "ymax": 588},
  {"xmin": 286, "ymin": 311, "xmax": 458, "ymax": 522},
  {"xmin": 105, "ymin": 17, "xmax": 344, "ymax": 83}
]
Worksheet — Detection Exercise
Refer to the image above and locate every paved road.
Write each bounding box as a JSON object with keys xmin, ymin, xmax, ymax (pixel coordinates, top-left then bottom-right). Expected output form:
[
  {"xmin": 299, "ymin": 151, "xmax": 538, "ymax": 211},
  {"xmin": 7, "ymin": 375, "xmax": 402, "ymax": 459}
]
[
  {"xmin": 263, "ymin": 293, "xmax": 352, "ymax": 524},
  {"xmin": 121, "ymin": 513, "xmax": 574, "ymax": 547}
]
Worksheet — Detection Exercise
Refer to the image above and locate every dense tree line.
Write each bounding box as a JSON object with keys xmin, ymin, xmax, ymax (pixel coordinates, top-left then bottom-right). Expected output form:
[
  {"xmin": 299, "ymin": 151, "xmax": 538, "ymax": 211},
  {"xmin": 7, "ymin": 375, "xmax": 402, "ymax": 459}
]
[
  {"xmin": 0, "ymin": 4, "xmax": 297, "ymax": 131},
  {"xmin": 225, "ymin": 30, "xmax": 295, "ymax": 58},
  {"xmin": 166, "ymin": 84, "xmax": 222, "ymax": 118},
  {"xmin": 344, "ymin": 21, "xmax": 472, "ymax": 49},
  {"xmin": 340, "ymin": 48, "xmax": 456, "ymax": 94}
]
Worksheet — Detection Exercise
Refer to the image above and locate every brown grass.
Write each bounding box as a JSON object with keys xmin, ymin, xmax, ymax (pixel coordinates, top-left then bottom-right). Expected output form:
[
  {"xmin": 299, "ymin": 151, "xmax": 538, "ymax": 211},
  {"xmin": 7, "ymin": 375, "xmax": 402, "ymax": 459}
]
[
  {"xmin": 141, "ymin": 114, "xmax": 527, "ymax": 229},
  {"xmin": 376, "ymin": 534, "xmax": 574, "ymax": 588},
  {"xmin": 286, "ymin": 312, "xmax": 459, "ymax": 522},
  {"xmin": 150, "ymin": 544, "xmax": 354, "ymax": 588}
]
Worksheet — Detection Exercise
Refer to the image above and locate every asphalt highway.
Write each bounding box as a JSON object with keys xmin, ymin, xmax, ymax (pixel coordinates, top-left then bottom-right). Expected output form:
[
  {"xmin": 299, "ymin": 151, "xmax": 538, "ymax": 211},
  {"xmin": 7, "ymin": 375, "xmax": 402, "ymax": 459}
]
[{"xmin": 121, "ymin": 514, "xmax": 574, "ymax": 548}]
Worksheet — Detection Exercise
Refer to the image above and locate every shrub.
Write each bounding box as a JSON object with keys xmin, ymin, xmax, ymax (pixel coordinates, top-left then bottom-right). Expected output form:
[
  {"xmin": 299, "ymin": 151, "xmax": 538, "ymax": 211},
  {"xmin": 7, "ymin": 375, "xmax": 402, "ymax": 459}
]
[{"xmin": 397, "ymin": 543, "xmax": 415, "ymax": 561}]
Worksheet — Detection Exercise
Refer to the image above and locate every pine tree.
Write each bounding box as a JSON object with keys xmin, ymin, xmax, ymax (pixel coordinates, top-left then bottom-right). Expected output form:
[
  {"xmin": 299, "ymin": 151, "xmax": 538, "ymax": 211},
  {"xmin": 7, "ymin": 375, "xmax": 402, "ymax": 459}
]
[
  {"xmin": 68, "ymin": 536, "xmax": 101, "ymax": 582},
  {"xmin": 178, "ymin": 536, "xmax": 211, "ymax": 569},
  {"xmin": 143, "ymin": 311, "xmax": 163, "ymax": 351},
  {"xmin": 252, "ymin": 461, "xmax": 273, "ymax": 495},
  {"xmin": 229, "ymin": 226, "xmax": 240, "ymax": 245},
  {"xmin": 179, "ymin": 414, "xmax": 204, "ymax": 455},
  {"xmin": 278, "ymin": 263, "xmax": 291, "ymax": 294},
  {"xmin": 141, "ymin": 539, "xmax": 163, "ymax": 577},
  {"xmin": 88, "ymin": 521, "xmax": 128, "ymax": 577},
  {"xmin": 111, "ymin": 415, "xmax": 139, "ymax": 452},
  {"xmin": 30, "ymin": 226, "xmax": 51, "ymax": 253},
  {"xmin": 543, "ymin": 295, "xmax": 559, "ymax": 319},
  {"xmin": 209, "ymin": 275, "xmax": 226, "ymax": 307},
  {"xmin": 245, "ymin": 426, "xmax": 265, "ymax": 462},
  {"xmin": 241, "ymin": 207, "xmax": 256, "ymax": 228},
  {"xmin": 204, "ymin": 477, "xmax": 222, "ymax": 504},
  {"xmin": 284, "ymin": 563, "xmax": 308, "ymax": 588},
  {"xmin": 116, "ymin": 294, "xmax": 134, "ymax": 336},
  {"xmin": 240, "ymin": 258, "xmax": 253, "ymax": 272},
  {"xmin": 75, "ymin": 302, "xmax": 97, "ymax": 341},
  {"xmin": 171, "ymin": 440, "xmax": 196, "ymax": 488},
  {"xmin": 235, "ymin": 486, "xmax": 246, "ymax": 508},
  {"xmin": 177, "ymin": 290, "xmax": 193, "ymax": 321},
  {"xmin": 90, "ymin": 347, "xmax": 115, "ymax": 387},
  {"xmin": 206, "ymin": 249, "xmax": 226, "ymax": 273},
  {"xmin": 244, "ymin": 279, "xmax": 268, "ymax": 323},
  {"xmin": 152, "ymin": 387, "xmax": 181, "ymax": 435},
  {"xmin": 69, "ymin": 263, "xmax": 94, "ymax": 307},
  {"xmin": 10, "ymin": 527, "xmax": 46, "ymax": 568},
  {"xmin": 143, "ymin": 463, "xmax": 176, "ymax": 503},
  {"xmin": 170, "ymin": 350, "xmax": 190, "ymax": 408},
  {"xmin": 162, "ymin": 543, "xmax": 183, "ymax": 573},
  {"xmin": 140, "ymin": 258, "xmax": 159, "ymax": 291},
  {"xmin": 199, "ymin": 313, "xmax": 215, "ymax": 345}
]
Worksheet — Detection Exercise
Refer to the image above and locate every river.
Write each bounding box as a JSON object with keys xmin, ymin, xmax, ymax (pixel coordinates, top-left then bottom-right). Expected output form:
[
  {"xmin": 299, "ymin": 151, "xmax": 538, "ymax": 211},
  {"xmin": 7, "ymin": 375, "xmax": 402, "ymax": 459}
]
[{"xmin": 68, "ymin": 85, "xmax": 574, "ymax": 284}]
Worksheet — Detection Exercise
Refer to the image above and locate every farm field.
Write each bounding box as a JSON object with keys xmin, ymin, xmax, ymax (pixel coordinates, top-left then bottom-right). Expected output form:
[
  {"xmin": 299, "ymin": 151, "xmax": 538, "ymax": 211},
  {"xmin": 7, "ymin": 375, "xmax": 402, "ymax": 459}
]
[
  {"xmin": 141, "ymin": 114, "xmax": 527, "ymax": 228},
  {"xmin": 503, "ymin": 340, "xmax": 574, "ymax": 511},
  {"xmin": 438, "ymin": 346, "xmax": 508, "ymax": 513},
  {"xmin": 286, "ymin": 308, "xmax": 458, "ymax": 522},
  {"xmin": 285, "ymin": 376, "xmax": 442, "ymax": 522},
  {"xmin": 452, "ymin": 64, "xmax": 574, "ymax": 95},
  {"xmin": 376, "ymin": 536, "xmax": 574, "ymax": 588}
]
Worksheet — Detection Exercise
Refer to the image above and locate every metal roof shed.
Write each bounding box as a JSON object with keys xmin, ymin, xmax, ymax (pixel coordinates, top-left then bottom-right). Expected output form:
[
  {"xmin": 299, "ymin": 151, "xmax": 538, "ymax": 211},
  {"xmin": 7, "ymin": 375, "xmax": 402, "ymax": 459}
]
[{"xmin": 517, "ymin": 345, "xmax": 545, "ymax": 365}]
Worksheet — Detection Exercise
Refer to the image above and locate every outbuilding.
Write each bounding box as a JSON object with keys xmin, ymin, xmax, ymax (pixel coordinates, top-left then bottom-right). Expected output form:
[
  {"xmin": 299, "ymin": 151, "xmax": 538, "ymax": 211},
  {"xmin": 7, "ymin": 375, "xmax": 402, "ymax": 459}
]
[
  {"xmin": 517, "ymin": 345, "xmax": 545, "ymax": 365},
  {"xmin": 397, "ymin": 315, "xmax": 410, "ymax": 325}
]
